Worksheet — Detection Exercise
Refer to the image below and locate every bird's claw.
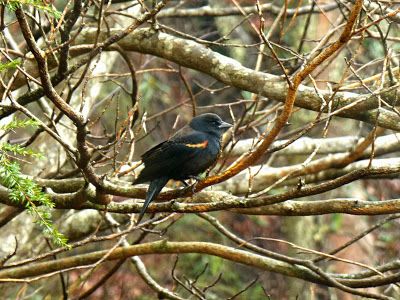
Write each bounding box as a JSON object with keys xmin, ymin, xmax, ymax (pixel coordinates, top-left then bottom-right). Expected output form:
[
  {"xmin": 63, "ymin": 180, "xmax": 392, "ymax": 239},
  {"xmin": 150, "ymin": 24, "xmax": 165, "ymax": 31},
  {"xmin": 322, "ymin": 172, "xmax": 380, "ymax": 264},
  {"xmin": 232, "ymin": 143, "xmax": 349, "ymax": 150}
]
[
  {"xmin": 180, "ymin": 176, "xmax": 202, "ymax": 196},
  {"xmin": 191, "ymin": 181, "xmax": 198, "ymax": 194},
  {"xmin": 188, "ymin": 176, "xmax": 203, "ymax": 196}
]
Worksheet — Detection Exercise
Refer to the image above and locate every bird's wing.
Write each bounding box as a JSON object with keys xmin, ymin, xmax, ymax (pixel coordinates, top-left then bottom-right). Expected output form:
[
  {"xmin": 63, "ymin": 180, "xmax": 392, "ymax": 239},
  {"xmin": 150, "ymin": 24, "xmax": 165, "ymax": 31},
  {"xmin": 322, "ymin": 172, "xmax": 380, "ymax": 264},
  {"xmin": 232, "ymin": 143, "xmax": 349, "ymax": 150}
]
[
  {"xmin": 142, "ymin": 133, "xmax": 207, "ymax": 162},
  {"xmin": 135, "ymin": 133, "xmax": 209, "ymax": 182}
]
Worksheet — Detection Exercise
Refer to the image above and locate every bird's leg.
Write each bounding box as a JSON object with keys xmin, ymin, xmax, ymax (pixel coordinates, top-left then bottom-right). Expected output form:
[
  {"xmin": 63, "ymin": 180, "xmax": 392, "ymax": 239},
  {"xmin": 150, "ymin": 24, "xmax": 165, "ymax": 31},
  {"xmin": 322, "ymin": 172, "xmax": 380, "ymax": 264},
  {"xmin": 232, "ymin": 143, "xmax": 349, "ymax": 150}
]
[
  {"xmin": 179, "ymin": 176, "xmax": 203, "ymax": 198},
  {"xmin": 178, "ymin": 180, "xmax": 192, "ymax": 198},
  {"xmin": 188, "ymin": 175, "xmax": 203, "ymax": 195}
]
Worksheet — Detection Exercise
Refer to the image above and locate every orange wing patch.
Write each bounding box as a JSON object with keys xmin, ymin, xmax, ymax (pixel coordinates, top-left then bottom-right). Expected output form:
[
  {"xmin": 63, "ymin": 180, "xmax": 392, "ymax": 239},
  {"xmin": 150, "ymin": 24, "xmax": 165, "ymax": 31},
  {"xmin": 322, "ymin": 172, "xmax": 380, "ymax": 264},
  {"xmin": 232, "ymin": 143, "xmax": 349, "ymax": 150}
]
[{"xmin": 184, "ymin": 140, "xmax": 208, "ymax": 148}]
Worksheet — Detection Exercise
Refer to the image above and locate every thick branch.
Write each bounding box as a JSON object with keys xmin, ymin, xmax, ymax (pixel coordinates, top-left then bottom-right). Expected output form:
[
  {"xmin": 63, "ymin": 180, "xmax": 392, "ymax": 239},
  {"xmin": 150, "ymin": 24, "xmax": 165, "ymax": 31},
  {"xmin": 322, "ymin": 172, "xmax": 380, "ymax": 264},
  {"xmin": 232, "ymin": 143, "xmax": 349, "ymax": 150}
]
[
  {"xmin": 2, "ymin": 28, "xmax": 399, "ymax": 129},
  {"xmin": 0, "ymin": 240, "xmax": 350, "ymax": 286},
  {"xmin": 156, "ymin": 2, "xmax": 339, "ymax": 18},
  {"xmin": 77, "ymin": 29, "xmax": 399, "ymax": 130},
  {"xmin": 0, "ymin": 240, "xmax": 396, "ymax": 297}
]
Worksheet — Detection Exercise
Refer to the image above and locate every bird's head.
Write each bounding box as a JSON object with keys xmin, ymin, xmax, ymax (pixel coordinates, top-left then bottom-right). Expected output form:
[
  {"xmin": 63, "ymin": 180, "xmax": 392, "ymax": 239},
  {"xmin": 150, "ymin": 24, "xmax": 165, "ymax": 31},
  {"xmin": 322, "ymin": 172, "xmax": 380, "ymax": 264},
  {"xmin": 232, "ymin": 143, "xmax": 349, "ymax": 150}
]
[{"xmin": 189, "ymin": 113, "xmax": 232, "ymax": 136}]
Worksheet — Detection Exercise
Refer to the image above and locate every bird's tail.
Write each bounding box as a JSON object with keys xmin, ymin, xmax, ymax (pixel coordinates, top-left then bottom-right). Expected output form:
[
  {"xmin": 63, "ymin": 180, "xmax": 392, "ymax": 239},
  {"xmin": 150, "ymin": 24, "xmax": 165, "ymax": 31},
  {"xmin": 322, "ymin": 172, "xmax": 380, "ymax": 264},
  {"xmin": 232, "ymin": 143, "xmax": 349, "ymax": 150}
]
[{"xmin": 137, "ymin": 176, "xmax": 169, "ymax": 224}]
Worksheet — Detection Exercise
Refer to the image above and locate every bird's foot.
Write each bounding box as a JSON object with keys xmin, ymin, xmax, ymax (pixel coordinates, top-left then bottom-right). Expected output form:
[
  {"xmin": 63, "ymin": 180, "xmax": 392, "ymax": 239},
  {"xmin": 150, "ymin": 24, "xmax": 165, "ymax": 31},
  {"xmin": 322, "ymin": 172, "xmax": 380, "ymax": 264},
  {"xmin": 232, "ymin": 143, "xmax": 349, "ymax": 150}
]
[
  {"xmin": 190, "ymin": 181, "xmax": 198, "ymax": 195},
  {"xmin": 188, "ymin": 176, "xmax": 204, "ymax": 196},
  {"xmin": 180, "ymin": 176, "xmax": 203, "ymax": 198}
]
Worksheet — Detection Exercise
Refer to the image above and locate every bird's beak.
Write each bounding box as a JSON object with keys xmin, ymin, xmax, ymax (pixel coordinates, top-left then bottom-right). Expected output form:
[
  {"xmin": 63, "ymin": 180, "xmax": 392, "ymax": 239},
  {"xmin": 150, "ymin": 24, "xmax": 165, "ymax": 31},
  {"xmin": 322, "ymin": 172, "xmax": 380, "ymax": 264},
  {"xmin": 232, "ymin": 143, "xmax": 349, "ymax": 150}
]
[{"xmin": 218, "ymin": 121, "xmax": 233, "ymax": 129}]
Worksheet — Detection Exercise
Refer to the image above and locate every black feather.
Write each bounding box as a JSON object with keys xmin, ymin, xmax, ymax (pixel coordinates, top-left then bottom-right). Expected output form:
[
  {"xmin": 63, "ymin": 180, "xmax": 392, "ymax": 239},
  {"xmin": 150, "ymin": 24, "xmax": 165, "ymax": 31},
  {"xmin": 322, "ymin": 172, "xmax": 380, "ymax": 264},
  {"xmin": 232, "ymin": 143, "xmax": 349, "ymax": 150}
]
[{"xmin": 133, "ymin": 113, "xmax": 232, "ymax": 224}]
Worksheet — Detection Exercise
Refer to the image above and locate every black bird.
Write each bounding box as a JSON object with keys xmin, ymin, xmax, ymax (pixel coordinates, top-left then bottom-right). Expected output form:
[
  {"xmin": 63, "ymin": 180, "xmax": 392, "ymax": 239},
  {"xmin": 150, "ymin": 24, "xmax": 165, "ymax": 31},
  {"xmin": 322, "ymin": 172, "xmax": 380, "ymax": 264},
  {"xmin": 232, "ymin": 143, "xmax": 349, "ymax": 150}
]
[{"xmin": 133, "ymin": 113, "xmax": 232, "ymax": 224}]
